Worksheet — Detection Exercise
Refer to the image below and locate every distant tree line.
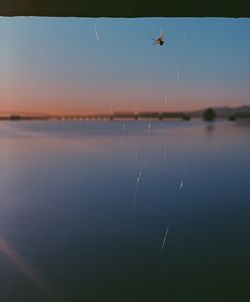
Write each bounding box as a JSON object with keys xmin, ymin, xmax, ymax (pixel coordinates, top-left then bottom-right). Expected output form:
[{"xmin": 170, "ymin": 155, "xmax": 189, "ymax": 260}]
[
  {"xmin": 2, "ymin": 109, "xmax": 249, "ymax": 122},
  {"xmin": 202, "ymin": 108, "xmax": 250, "ymax": 121},
  {"xmin": 228, "ymin": 112, "xmax": 250, "ymax": 121},
  {"xmin": 203, "ymin": 108, "xmax": 216, "ymax": 121}
]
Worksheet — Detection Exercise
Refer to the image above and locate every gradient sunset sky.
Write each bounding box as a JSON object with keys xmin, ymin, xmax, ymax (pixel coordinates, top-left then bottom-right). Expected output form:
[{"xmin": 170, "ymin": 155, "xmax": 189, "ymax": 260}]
[{"xmin": 0, "ymin": 17, "xmax": 249, "ymax": 115}]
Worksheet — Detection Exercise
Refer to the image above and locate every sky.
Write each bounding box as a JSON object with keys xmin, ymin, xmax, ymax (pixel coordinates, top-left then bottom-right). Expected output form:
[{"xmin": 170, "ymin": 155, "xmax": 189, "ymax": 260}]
[{"xmin": 0, "ymin": 17, "xmax": 249, "ymax": 115}]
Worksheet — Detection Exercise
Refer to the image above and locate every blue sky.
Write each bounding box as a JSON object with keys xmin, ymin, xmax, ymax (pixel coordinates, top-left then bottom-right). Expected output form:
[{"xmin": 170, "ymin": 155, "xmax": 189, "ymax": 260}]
[{"xmin": 0, "ymin": 17, "xmax": 249, "ymax": 114}]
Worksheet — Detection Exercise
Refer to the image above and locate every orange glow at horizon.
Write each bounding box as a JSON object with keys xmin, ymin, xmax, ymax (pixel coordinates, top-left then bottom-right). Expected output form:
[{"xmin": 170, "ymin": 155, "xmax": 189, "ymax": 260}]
[
  {"xmin": 1, "ymin": 65, "xmax": 248, "ymax": 116},
  {"xmin": 1, "ymin": 90, "xmax": 248, "ymax": 116}
]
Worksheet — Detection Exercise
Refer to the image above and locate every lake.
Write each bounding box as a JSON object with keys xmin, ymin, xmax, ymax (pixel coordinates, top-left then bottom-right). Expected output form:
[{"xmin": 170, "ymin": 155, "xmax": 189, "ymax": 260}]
[{"xmin": 0, "ymin": 120, "xmax": 249, "ymax": 301}]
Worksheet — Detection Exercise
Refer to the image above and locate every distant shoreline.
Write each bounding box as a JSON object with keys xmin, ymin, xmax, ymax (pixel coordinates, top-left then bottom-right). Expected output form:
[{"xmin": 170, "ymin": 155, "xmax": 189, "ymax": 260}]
[
  {"xmin": 1, "ymin": 106, "xmax": 249, "ymax": 121},
  {"xmin": 1, "ymin": 114, "xmax": 250, "ymax": 122}
]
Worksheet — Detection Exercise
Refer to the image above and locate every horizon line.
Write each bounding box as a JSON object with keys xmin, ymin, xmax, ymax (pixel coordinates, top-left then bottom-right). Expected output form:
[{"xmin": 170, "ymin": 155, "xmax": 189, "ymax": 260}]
[{"xmin": 1, "ymin": 104, "xmax": 249, "ymax": 117}]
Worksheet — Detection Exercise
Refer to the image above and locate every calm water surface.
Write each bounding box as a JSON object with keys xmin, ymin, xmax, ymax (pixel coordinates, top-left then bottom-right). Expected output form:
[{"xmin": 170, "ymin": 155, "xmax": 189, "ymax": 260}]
[{"xmin": 0, "ymin": 120, "xmax": 250, "ymax": 301}]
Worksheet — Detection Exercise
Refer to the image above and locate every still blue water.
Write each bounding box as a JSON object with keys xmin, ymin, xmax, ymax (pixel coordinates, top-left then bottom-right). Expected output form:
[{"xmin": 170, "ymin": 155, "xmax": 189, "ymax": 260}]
[{"xmin": 0, "ymin": 120, "xmax": 250, "ymax": 301}]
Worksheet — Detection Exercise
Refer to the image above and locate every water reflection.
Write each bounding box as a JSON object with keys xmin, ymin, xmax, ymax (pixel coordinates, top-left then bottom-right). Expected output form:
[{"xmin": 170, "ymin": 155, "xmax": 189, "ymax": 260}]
[
  {"xmin": 0, "ymin": 238, "xmax": 55, "ymax": 301},
  {"xmin": 205, "ymin": 122, "xmax": 215, "ymax": 133},
  {"xmin": 0, "ymin": 120, "xmax": 250, "ymax": 301}
]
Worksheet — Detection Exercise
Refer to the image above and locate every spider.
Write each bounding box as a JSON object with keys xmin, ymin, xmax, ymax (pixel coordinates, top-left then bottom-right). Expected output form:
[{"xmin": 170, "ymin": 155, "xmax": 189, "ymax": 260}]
[{"xmin": 151, "ymin": 31, "xmax": 165, "ymax": 46}]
